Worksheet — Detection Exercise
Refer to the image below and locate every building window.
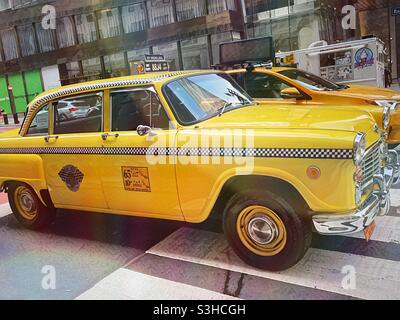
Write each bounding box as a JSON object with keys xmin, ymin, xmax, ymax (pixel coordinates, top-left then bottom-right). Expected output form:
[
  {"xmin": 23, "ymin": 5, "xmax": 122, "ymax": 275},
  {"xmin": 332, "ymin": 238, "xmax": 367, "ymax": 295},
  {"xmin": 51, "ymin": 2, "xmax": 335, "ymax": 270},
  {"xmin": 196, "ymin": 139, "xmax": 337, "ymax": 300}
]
[
  {"xmin": 12, "ymin": 0, "xmax": 38, "ymax": 9},
  {"xmin": 0, "ymin": 28, "xmax": 19, "ymax": 60},
  {"xmin": 0, "ymin": 0, "xmax": 11, "ymax": 12},
  {"xmin": 208, "ymin": 0, "xmax": 236, "ymax": 14},
  {"xmin": 121, "ymin": 3, "xmax": 147, "ymax": 33},
  {"xmin": 104, "ymin": 52, "xmax": 128, "ymax": 78},
  {"xmin": 175, "ymin": 0, "xmax": 206, "ymax": 21},
  {"xmin": 59, "ymin": 61, "xmax": 83, "ymax": 85},
  {"xmin": 147, "ymin": 0, "xmax": 175, "ymax": 28},
  {"xmin": 152, "ymin": 41, "xmax": 179, "ymax": 70},
  {"xmin": 97, "ymin": 8, "xmax": 121, "ymax": 39},
  {"xmin": 35, "ymin": 22, "xmax": 57, "ymax": 53},
  {"xmin": 75, "ymin": 13, "xmax": 98, "ymax": 44},
  {"xmin": 181, "ymin": 36, "xmax": 209, "ymax": 69},
  {"xmin": 56, "ymin": 17, "xmax": 76, "ymax": 49},
  {"xmin": 17, "ymin": 24, "xmax": 36, "ymax": 57},
  {"xmin": 82, "ymin": 57, "xmax": 103, "ymax": 81}
]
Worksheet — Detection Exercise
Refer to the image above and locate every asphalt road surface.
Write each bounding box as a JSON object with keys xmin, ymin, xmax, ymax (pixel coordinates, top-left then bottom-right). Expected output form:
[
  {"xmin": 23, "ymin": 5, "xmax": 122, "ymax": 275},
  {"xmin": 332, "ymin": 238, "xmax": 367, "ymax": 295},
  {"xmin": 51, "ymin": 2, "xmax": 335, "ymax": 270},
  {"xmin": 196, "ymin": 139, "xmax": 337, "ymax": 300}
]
[
  {"xmin": 0, "ymin": 124, "xmax": 400, "ymax": 300},
  {"xmin": 1, "ymin": 183, "xmax": 400, "ymax": 300}
]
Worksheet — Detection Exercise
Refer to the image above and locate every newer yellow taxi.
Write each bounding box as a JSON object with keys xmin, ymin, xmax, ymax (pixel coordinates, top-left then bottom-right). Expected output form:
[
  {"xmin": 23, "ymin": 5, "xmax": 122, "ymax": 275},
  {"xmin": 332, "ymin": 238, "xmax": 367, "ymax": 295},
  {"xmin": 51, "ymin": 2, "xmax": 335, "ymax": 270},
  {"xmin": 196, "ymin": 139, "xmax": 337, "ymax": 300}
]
[
  {"xmin": 227, "ymin": 67, "xmax": 400, "ymax": 145},
  {"xmin": 0, "ymin": 70, "xmax": 395, "ymax": 270}
]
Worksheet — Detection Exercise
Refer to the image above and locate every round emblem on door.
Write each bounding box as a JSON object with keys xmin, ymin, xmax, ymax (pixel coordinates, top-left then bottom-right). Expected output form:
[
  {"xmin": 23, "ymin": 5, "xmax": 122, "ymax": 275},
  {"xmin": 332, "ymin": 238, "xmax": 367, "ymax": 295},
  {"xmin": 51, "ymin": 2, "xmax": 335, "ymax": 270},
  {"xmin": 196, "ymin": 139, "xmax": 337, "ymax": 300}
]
[{"xmin": 58, "ymin": 165, "xmax": 84, "ymax": 192}]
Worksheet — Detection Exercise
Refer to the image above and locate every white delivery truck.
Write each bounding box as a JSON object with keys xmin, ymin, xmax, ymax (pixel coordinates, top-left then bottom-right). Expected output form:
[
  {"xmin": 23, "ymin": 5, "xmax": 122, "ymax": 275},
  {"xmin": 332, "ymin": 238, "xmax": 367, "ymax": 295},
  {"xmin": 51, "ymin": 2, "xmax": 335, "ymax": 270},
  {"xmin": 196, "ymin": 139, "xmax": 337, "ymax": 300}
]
[{"xmin": 276, "ymin": 37, "xmax": 386, "ymax": 88}]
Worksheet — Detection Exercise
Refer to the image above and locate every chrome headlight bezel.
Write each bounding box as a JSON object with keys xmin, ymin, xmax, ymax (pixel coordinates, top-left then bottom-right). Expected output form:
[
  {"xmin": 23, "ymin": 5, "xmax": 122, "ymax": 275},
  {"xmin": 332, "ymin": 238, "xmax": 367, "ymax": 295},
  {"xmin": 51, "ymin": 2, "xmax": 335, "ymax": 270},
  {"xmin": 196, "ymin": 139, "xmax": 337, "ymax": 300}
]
[{"xmin": 353, "ymin": 132, "xmax": 366, "ymax": 166}]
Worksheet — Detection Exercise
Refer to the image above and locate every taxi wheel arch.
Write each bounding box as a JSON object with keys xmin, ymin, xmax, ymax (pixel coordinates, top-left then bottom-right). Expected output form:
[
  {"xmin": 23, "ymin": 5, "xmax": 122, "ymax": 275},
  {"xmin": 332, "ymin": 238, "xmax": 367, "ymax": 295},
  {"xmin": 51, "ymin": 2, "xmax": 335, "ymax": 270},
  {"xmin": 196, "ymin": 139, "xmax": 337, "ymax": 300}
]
[
  {"xmin": 220, "ymin": 177, "xmax": 312, "ymax": 271},
  {"xmin": 7, "ymin": 181, "xmax": 56, "ymax": 230},
  {"xmin": 213, "ymin": 176, "xmax": 311, "ymax": 220}
]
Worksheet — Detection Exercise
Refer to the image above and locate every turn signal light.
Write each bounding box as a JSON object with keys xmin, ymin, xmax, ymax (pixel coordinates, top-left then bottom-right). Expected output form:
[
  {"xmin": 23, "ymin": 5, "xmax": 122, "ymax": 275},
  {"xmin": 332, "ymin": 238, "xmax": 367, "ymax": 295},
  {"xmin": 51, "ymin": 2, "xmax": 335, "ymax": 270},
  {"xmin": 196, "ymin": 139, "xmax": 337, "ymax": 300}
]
[{"xmin": 306, "ymin": 166, "xmax": 321, "ymax": 180}]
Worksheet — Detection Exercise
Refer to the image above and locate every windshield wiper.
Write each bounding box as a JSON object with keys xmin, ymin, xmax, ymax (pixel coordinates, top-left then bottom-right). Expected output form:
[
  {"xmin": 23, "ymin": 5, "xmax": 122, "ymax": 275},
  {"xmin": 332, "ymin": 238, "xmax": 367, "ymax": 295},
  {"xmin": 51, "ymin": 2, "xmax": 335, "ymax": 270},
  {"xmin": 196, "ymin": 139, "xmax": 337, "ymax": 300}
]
[{"xmin": 218, "ymin": 102, "xmax": 232, "ymax": 117}]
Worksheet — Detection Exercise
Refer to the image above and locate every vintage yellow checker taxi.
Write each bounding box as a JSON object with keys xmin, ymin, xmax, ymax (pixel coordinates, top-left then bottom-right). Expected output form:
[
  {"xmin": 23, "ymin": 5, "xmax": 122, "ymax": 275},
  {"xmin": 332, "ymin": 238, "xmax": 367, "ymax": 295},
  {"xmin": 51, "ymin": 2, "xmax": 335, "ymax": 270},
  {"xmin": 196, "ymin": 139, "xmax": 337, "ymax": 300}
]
[{"xmin": 0, "ymin": 70, "xmax": 396, "ymax": 270}]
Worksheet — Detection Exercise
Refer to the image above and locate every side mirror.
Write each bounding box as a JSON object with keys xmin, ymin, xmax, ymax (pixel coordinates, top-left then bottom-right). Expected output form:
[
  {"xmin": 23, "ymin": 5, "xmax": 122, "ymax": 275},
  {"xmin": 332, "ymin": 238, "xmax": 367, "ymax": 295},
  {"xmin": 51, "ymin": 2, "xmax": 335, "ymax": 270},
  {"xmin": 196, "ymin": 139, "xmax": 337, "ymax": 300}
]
[{"xmin": 280, "ymin": 87, "xmax": 304, "ymax": 100}]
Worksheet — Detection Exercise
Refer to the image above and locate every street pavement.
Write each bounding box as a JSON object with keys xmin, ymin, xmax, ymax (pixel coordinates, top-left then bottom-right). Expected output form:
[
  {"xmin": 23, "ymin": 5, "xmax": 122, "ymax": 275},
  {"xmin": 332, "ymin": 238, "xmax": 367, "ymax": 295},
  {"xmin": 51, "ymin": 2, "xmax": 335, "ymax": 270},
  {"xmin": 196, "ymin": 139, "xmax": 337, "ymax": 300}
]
[
  {"xmin": 1, "ymin": 105, "xmax": 400, "ymax": 300},
  {"xmin": 1, "ymin": 183, "xmax": 400, "ymax": 300}
]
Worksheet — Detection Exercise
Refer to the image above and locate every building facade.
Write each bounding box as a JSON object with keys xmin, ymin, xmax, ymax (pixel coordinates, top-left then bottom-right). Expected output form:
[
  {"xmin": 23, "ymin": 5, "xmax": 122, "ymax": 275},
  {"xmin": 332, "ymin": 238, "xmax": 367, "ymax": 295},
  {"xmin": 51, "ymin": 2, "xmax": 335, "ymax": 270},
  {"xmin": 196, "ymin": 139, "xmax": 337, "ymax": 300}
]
[
  {"xmin": 0, "ymin": 0, "xmax": 398, "ymax": 114},
  {"xmin": 0, "ymin": 0, "xmax": 245, "ymax": 113}
]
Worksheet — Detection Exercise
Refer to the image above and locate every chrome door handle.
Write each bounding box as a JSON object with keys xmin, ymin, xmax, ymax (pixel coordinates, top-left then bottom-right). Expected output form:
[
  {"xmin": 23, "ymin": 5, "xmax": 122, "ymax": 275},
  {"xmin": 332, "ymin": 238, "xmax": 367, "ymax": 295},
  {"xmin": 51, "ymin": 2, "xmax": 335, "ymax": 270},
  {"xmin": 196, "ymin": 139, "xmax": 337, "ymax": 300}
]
[
  {"xmin": 101, "ymin": 133, "xmax": 120, "ymax": 141},
  {"xmin": 44, "ymin": 135, "xmax": 59, "ymax": 143}
]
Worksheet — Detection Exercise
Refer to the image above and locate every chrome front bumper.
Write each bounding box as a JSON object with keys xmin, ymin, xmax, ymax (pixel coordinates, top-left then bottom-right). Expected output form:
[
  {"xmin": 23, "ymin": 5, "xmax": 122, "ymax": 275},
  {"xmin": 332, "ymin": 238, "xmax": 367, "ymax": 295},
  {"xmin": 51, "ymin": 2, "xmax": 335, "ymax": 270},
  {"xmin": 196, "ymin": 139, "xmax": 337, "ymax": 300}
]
[{"xmin": 312, "ymin": 172, "xmax": 391, "ymax": 235}]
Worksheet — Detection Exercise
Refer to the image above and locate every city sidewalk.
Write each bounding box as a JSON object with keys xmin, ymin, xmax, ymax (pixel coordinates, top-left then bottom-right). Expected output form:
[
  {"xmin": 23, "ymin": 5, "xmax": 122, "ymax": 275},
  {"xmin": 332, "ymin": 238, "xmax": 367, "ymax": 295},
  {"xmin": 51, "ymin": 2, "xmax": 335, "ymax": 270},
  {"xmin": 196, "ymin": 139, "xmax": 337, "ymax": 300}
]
[{"xmin": 0, "ymin": 113, "xmax": 24, "ymax": 128}]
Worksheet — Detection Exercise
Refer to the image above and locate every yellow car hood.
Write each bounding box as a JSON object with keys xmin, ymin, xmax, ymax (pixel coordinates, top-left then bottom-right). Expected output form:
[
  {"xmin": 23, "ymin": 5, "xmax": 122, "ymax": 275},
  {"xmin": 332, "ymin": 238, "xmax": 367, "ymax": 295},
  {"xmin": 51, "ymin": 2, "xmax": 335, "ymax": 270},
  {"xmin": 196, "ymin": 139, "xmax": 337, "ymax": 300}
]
[
  {"xmin": 337, "ymin": 85, "xmax": 400, "ymax": 100},
  {"xmin": 200, "ymin": 104, "xmax": 378, "ymax": 146}
]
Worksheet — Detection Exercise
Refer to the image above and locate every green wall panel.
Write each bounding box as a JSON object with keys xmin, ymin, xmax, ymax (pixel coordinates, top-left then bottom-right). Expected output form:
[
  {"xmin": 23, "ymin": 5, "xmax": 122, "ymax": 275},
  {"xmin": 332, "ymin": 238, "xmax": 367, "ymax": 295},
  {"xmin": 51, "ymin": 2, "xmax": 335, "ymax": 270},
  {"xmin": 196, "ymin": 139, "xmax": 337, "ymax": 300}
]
[
  {"xmin": 8, "ymin": 73, "xmax": 27, "ymax": 113},
  {"xmin": 0, "ymin": 76, "xmax": 11, "ymax": 113},
  {"xmin": 24, "ymin": 69, "xmax": 43, "ymax": 102}
]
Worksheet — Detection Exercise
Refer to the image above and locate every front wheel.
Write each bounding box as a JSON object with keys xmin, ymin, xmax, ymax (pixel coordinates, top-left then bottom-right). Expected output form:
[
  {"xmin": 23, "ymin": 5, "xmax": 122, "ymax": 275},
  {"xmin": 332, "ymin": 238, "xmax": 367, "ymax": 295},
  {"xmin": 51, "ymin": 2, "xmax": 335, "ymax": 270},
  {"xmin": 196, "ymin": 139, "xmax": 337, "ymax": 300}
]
[
  {"xmin": 8, "ymin": 183, "xmax": 56, "ymax": 230},
  {"xmin": 223, "ymin": 189, "xmax": 312, "ymax": 271}
]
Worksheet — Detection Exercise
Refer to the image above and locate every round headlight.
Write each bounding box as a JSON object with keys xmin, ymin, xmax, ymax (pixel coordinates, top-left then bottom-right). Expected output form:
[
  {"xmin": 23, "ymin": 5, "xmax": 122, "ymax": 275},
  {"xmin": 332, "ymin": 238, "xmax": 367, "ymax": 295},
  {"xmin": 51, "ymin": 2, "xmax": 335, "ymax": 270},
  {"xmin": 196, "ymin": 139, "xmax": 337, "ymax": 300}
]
[
  {"xmin": 383, "ymin": 106, "xmax": 391, "ymax": 130},
  {"xmin": 354, "ymin": 132, "xmax": 366, "ymax": 165}
]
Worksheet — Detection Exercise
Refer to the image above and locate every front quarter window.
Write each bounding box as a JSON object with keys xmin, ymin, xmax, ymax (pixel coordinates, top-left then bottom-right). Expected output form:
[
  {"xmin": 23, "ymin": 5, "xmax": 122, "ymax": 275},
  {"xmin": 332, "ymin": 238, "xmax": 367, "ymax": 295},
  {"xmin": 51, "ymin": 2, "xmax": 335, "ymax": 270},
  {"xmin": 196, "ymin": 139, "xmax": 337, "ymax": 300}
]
[{"xmin": 163, "ymin": 73, "xmax": 254, "ymax": 125}]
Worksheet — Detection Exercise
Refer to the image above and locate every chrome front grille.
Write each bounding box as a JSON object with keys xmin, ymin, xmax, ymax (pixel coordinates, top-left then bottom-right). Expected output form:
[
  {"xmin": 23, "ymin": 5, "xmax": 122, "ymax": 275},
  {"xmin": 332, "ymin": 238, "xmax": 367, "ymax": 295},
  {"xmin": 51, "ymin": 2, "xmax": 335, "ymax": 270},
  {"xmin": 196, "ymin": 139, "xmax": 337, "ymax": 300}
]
[{"xmin": 361, "ymin": 142, "xmax": 381, "ymax": 189}]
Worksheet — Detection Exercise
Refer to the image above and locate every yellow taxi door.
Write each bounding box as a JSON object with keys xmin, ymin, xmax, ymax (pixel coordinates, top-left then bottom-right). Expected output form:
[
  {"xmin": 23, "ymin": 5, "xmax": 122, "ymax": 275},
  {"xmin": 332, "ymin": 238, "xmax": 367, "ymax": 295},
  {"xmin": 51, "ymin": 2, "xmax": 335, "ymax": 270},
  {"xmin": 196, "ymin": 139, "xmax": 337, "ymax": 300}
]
[
  {"xmin": 99, "ymin": 87, "xmax": 183, "ymax": 220},
  {"xmin": 31, "ymin": 92, "xmax": 108, "ymax": 210}
]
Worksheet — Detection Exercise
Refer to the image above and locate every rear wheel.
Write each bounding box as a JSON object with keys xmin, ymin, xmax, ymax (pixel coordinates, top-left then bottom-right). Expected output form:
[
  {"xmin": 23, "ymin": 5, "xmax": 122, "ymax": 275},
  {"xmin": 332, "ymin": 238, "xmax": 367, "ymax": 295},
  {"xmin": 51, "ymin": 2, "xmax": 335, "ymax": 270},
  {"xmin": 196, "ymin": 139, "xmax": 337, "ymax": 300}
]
[
  {"xmin": 8, "ymin": 183, "xmax": 56, "ymax": 230},
  {"xmin": 223, "ymin": 189, "xmax": 312, "ymax": 271}
]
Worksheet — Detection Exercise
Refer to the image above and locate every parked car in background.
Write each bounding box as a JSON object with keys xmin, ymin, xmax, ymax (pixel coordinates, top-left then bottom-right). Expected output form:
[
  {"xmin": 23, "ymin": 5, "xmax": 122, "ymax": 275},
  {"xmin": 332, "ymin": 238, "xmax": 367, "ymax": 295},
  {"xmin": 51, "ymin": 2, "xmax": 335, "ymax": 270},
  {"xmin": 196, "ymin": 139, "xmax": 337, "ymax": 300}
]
[{"xmin": 227, "ymin": 67, "xmax": 399, "ymax": 145}]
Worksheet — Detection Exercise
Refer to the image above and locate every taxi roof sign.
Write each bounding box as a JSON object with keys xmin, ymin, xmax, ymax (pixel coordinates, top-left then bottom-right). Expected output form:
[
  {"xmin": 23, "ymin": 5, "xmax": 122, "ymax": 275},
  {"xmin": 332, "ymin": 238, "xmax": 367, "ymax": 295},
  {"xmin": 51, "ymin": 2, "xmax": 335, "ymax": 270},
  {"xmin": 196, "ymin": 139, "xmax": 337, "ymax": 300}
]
[{"xmin": 219, "ymin": 37, "xmax": 275, "ymax": 66}]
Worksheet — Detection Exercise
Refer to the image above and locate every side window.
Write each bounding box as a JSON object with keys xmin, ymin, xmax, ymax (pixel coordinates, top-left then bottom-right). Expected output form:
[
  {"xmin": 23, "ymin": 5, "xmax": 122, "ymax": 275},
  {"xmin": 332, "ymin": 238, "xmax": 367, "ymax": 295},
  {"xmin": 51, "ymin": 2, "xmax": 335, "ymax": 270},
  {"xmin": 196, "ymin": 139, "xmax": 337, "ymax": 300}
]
[
  {"xmin": 111, "ymin": 89, "xmax": 170, "ymax": 132},
  {"xmin": 229, "ymin": 72, "xmax": 244, "ymax": 88},
  {"xmin": 54, "ymin": 92, "xmax": 103, "ymax": 134},
  {"xmin": 245, "ymin": 73, "xmax": 291, "ymax": 99},
  {"xmin": 27, "ymin": 104, "xmax": 49, "ymax": 135}
]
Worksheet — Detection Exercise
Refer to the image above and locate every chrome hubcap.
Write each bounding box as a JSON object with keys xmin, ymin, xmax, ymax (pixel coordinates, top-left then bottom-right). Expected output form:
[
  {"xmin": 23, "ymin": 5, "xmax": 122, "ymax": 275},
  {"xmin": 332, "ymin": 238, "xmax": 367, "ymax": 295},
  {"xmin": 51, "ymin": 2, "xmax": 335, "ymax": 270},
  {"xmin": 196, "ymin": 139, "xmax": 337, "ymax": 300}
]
[
  {"xmin": 247, "ymin": 214, "xmax": 279, "ymax": 245},
  {"xmin": 19, "ymin": 191, "xmax": 35, "ymax": 213}
]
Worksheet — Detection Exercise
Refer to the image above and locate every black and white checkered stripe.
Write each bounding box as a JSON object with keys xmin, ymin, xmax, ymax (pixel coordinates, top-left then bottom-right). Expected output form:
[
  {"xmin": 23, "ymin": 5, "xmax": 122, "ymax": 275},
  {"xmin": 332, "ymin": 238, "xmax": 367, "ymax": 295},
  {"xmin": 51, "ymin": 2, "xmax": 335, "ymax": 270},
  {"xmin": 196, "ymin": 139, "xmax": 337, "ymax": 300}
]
[
  {"xmin": 0, "ymin": 147, "xmax": 354, "ymax": 159},
  {"xmin": 22, "ymin": 71, "xmax": 190, "ymax": 134}
]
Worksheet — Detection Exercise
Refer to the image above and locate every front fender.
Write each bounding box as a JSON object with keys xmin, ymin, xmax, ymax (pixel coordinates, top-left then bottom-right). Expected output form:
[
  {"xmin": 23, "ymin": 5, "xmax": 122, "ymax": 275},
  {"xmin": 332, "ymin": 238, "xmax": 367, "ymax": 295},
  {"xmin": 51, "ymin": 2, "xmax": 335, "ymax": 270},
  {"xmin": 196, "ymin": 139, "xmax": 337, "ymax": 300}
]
[{"xmin": 180, "ymin": 160, "xmax": 356, "ymax": 223}]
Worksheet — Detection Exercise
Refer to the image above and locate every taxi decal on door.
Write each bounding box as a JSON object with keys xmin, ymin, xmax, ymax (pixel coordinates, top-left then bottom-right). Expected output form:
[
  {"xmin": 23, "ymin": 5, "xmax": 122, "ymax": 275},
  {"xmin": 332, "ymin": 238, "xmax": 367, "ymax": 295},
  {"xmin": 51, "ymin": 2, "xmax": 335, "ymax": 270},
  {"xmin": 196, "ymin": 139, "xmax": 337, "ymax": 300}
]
[{"xmin": 121, "ymin": 167, "xmax": 151, "ymax": 192}]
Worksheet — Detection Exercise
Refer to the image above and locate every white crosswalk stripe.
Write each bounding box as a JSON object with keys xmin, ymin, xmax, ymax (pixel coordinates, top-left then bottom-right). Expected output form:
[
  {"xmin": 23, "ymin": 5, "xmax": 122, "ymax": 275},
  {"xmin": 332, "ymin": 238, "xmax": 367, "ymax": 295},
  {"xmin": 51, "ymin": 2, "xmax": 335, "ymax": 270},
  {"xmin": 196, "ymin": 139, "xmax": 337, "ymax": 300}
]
[
  {"xmin": 0, "ymin": 202, "xmax": 11, "ymax": 218},
  {"xmin": 391, "ymin": 189, "xmax": 400, "ymax": 207},
  {"xmin": 147, "ymin": 227, "xmax": 400, "ymax": 300},
  {"xmin": 344, "ymin": 215, "xmax": 400, "ymax": 243},
  {"xmin": 3, "ymin": 184, "xmax": 400, "ymax": 300},
  {"xmin": 76, "ymin": 268, "xmax": 239, "ymax": 300}
]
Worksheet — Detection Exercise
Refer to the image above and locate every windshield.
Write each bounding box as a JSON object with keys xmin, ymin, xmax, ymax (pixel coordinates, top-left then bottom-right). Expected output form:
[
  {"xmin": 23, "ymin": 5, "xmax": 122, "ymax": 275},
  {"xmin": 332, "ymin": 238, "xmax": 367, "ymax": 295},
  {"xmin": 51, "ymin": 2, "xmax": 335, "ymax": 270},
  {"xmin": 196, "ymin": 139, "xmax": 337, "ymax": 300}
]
[
  {"xmin": 279, "ymin": 69, "xmax": 345, "ymax": 91},
  {"xmin": 163, "ymin": 73, "xmax": 254, "ymax": 124}
]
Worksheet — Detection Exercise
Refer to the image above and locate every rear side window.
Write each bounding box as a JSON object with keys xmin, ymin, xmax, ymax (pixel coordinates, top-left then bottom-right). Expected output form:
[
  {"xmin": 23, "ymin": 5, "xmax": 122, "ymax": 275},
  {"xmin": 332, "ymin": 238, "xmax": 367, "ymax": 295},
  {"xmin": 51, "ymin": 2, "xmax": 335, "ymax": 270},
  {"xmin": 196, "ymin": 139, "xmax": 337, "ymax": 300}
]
[
  {"xmin": 54, "ymin": 92, "xmax": 103, "ymax": 134},
  {"xmin": 27, "ymin": 104, "xmax": 49, "ymax": 135}
]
